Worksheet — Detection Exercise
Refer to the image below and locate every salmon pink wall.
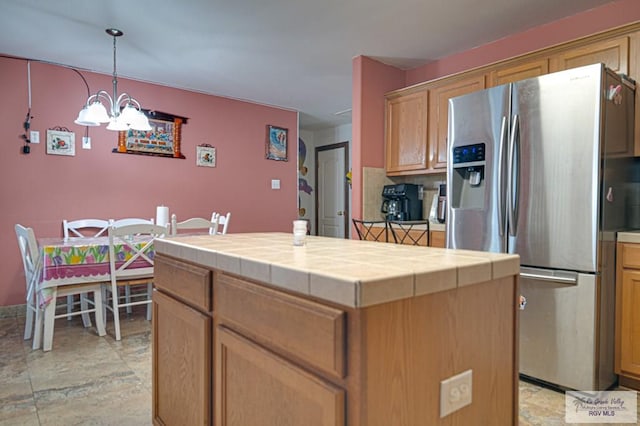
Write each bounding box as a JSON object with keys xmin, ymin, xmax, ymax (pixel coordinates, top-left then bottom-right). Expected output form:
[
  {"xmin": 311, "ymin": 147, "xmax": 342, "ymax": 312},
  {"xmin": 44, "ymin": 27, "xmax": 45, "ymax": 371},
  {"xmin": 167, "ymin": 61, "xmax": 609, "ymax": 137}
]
[
  {"xmin": 406, "ymin": 0, "xmax": 640, "ymax": 84},
  {"xmin": 351, "ymin": 56, "xmax": 404, "ymax": 223},
  {"xmin": 1, "ymin": 58, "xmax": 297, "ymax": 306}
]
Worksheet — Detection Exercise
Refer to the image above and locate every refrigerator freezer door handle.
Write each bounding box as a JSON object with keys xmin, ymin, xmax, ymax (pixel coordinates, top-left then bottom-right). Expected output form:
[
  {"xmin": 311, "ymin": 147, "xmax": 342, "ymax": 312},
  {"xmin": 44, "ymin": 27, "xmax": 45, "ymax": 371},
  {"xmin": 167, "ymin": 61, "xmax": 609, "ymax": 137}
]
[
  {"xmin": 497, "ymin": 116, "xmax": 507, "ymax": 236},
  {"xmin": 520, "ymin": 268, "xmax": 578, "ymax": 285},
  {"xmin": 508, "ymin": 114, "xmax": 520, "ymax": 237}
]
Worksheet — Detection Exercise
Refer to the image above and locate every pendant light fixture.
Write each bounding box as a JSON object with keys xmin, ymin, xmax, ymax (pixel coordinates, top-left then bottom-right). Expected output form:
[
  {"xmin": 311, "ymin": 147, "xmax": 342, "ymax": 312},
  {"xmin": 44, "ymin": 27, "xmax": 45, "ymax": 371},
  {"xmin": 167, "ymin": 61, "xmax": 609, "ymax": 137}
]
[{"xmin": 75, "ymin": 28, "xmax": 151, "ymax": 131}]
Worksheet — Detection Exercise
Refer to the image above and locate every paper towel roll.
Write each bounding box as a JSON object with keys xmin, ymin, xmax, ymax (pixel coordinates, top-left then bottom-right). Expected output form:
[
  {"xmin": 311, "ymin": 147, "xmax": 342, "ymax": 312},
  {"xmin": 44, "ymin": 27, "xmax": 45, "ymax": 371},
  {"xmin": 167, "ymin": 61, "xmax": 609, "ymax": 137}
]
[{"xmin": 156, "ymin": 205, "xmax": 169, "ymax": 228}]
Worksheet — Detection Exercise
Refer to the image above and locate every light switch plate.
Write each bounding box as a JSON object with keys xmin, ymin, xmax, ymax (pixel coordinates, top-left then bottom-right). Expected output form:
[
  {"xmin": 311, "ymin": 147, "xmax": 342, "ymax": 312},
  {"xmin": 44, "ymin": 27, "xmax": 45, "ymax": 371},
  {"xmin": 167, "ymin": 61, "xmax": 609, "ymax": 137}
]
[
  {"xmin": 30, "ymin": 130, "xmax": 40, "ymax": 144},
  {"xmin": 271, "ymin": 179, "xmax": 281, "ymax": 189},
  {"xmin": 82, "ymin": 136, "xmax": 91, "ymax": 149},
  {"xmin": 440, "ymin": 369, "xmax": 472, "ymax": 418}
]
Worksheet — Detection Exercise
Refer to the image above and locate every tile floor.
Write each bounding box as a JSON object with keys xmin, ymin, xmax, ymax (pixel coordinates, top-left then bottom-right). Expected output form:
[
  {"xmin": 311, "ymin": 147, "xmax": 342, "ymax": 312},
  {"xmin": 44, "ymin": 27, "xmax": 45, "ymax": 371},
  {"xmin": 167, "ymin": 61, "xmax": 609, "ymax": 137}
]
[
  {"xmin": 0, "ymin": 308, "xmax": 638, "ymax": 425},
  {"xmin": 1, "ymin": 310, "xmax": 152, "ymax": 426}
]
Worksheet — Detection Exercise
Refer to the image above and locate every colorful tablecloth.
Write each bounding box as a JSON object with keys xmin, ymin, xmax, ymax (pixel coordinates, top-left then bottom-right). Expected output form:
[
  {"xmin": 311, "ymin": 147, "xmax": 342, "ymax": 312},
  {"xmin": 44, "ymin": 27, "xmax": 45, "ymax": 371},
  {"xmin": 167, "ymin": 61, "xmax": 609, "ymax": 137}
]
[{"xmin": 38, "ymin": 236, "xmax": 155, "ymax": 306}]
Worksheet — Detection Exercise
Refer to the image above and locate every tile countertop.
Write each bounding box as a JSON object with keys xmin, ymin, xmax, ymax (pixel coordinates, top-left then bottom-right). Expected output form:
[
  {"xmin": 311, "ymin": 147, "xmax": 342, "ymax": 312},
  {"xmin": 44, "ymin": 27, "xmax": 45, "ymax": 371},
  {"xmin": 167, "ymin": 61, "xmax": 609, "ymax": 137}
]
[
  {"xmin": 155, "ymin": 232, "xmax": 519, "ymax": 309},
  {"xmin": 617, "ymin": 231, "xmax": 640, "ymax": 243},
  {"xmin": 429, "ymin": 221, "xmax": 446, "ymax": 232}
]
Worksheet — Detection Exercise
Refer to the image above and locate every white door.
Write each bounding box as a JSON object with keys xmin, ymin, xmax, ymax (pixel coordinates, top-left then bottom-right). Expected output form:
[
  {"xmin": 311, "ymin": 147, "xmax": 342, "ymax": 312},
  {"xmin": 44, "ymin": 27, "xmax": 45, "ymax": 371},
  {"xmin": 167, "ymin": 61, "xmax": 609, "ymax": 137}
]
[{"xmin": 316, "ymin": 143, "xmax": 348, "ymax": 238}]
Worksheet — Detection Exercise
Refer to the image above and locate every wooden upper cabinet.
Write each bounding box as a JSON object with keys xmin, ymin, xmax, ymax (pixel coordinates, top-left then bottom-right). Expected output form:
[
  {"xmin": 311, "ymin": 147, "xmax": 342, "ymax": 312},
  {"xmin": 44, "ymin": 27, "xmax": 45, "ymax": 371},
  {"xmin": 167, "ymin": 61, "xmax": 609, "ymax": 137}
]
[
  {"xmin": 385, "ymin": 90, "xmax": 429, "ymax": 174},
  {"xmin": 489, "ymin": 58, "xmax": 549, "ymax": 86},
  {"xmin": 428, "ymin": 74, "xmax": 486, "ymax": 170},
  {"xmin": 549, "ymin": 36, "xmax": 630, "ymax": 74}
]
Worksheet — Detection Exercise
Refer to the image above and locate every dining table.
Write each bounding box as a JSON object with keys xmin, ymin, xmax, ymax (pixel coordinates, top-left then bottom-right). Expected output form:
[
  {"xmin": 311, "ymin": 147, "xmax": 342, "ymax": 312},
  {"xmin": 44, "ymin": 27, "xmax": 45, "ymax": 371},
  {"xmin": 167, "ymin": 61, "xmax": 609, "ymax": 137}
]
[{"xmin": 36, "ymin": 235, "xmax": 156, "ymax": 350}]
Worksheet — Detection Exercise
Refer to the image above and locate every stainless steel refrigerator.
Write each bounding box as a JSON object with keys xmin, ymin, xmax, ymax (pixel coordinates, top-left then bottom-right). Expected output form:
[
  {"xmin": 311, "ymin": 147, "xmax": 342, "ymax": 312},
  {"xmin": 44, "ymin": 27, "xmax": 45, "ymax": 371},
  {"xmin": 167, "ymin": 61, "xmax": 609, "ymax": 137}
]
[{"xmin": 446, "ymin": 63, "xmax": 635, "ymax": 391}]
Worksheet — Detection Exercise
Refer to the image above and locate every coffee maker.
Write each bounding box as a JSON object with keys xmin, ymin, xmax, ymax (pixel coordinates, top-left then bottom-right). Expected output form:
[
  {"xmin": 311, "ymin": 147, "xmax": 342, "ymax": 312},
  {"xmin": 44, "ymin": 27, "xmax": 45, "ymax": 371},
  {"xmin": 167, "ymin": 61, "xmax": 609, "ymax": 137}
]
[{"xmin": 381, "ymin": 183, "xmax": 422, "ymax": 221}]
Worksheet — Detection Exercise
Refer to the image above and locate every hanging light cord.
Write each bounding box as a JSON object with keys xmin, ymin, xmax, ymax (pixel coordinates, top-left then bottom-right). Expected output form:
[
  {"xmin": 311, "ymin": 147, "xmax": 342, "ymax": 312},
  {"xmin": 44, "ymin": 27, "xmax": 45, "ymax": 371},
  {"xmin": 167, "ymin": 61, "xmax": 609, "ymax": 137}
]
[{"xmin": 2, "ymin": 54, "xmax": 93, "ymax": 141}]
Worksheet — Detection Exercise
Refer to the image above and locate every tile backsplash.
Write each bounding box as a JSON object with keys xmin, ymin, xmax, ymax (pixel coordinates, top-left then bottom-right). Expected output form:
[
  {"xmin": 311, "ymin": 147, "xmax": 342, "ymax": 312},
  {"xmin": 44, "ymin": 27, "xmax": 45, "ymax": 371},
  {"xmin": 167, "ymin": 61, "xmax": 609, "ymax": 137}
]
[{"xmin": 361, "ymin": 167, "xmax": 446, "ymax": 221}]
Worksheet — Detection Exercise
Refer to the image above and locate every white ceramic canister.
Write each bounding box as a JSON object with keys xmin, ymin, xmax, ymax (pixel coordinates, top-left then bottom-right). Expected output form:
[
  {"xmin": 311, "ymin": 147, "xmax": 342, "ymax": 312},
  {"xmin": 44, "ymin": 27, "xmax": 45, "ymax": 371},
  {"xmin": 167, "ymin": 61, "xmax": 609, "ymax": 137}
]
[{"xmin": 293, "ymin": 220, "xmax": 308, "ymax": 246}]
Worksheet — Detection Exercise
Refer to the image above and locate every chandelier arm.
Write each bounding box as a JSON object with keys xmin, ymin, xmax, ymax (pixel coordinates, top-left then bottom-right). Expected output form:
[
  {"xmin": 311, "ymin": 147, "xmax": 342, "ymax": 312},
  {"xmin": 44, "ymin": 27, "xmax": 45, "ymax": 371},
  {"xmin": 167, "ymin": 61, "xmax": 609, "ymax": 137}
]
[
  {"xmin": 119, "ymin": 94, "xmax": 142, "ymax": 110},
  {"xmin": 85, "ymin": 90, "xmax": 113, "ymax": 107}
]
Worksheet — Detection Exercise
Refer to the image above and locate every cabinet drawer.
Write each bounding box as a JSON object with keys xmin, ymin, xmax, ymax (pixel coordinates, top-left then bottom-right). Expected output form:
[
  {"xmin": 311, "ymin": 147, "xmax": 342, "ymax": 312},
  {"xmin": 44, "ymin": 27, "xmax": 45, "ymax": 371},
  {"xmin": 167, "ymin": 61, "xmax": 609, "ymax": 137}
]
[
  {"xmin": 154, "ymin": 254, "xmax": 212, "ymax": 312},
  {"xmin": 622, "ymin": 244, "xmax": 640, "ymax": 269},
  {"xmin": 215, "ymin": 273, "xmax": 346, "ymax": 378}
]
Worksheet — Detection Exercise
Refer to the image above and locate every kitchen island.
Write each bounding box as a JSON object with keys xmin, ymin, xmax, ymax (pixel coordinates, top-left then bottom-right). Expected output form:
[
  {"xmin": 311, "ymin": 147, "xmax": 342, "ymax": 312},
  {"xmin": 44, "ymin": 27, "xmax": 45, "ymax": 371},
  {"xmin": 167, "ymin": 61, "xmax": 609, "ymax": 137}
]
[{"xmin": 152, "ymin": 232, "xmax": 520, "ymax": 426}]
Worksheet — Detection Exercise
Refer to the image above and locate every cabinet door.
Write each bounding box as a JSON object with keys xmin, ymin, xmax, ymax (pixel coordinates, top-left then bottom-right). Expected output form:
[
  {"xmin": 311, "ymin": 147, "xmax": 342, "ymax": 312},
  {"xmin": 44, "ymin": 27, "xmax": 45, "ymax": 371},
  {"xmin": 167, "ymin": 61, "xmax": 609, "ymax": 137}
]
[
  {"xmin": 215, "ymin": 326, "xmax": 345, "ymax": 426},
  {"xmin": 428, "ymin": 74, "xmax": 486, "ymax": 170},
  {"xmin": 549, "ymin": 36, "xmax": 630, "ymax": 74},
  {"xmin": 153, "ymin": 290, "xmax": 212, "ymax": 426},
  {"xmin": 385, "ymin": 90, "xmax": 428, "ymax": 174},
  {"xmin": 489, "ymin": 58, "xmax": 549, "ymax": 86},
  {"xmin": 619, "ymin": 269, "xmax": 640, "ymax": 377},
  {"xmin": 429, "ymin": 230, "xmax": 445, "ymax": 248}
]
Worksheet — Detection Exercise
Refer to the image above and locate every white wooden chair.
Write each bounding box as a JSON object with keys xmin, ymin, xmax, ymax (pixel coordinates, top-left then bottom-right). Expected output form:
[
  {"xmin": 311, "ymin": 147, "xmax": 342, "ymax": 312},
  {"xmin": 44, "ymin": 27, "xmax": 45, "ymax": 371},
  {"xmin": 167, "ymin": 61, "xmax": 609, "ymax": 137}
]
[
  {"xmin": 170, "ymin": 213, "xmax": 219, "ymax": 236},
  {"xmin": 112, "ymin": 217, "xmax": 154, "ymax": 227},
  {"xmin": 16, "ymin": 224, "xmax": 106, "ymax": 351},
  {"xmin": 211, "ymin": 212, "xmax": 231, "ymax": 235},
  {"xmin": 63, "ymin": 218, "xmax": 111, "ymax": 240},
  {"xmin": 62, "ymin": 218, "xmax": 112, "ymax": 323},
  {"xmin": 104, "ymin": 223, "xmax": 166, "ymax": 341},
  {"xmin": 110, "ymin": 218, "xmax": 159, "ymax": 313},
  {"xmin": 15, "ymin": 224, "xmax": 41, "ymax": 344}
]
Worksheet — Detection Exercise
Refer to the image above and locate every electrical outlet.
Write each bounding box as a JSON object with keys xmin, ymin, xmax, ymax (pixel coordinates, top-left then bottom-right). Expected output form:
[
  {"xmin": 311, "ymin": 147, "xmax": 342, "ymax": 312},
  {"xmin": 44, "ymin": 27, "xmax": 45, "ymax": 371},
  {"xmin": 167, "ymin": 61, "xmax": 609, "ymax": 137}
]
[
  {"xmin": 30, "ymin": 130, "xmax": 39, "ymax": 144},
  {"xmin": 440, "ymin": 369, "xmax": 472, "ymax": 418},
  {"xmin": 82, "ymin": 136, "xmax": 91, "ymax": 149},
  {"xmin": 271, "ymin": 179, "xmax": 280, "ymax": 189}
]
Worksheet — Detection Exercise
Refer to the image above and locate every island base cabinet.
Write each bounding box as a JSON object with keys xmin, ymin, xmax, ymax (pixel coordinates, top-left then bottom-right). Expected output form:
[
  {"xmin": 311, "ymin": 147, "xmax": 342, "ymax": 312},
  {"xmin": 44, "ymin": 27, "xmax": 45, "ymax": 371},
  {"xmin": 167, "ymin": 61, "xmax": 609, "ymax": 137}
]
[
  {"xmin": 213, "ymin": 272, "xmax": 518, "ymax": 425},
  {"xmin": 152, "ymin": 289, "xmax": 212, "ymax": 426},
  {"xmin": 215, "ymin": 326, "xmax": 345, "ymax": 426}
]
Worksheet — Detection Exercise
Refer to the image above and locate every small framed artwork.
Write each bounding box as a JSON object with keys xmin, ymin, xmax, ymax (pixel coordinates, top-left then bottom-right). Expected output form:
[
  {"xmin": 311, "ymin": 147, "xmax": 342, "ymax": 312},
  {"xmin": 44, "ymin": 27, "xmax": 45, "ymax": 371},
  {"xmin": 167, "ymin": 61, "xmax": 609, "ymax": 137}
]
[
  {"xmin": 196, "ymin": 145, "xmax": 216, "ymax": 167},
  {"xmin": 46, "ymin": 129, "xmax": 75, "ymax": 156},
  {"xmin": 266, "ymin": 125, "xmax": 288, "ymax": 161}
]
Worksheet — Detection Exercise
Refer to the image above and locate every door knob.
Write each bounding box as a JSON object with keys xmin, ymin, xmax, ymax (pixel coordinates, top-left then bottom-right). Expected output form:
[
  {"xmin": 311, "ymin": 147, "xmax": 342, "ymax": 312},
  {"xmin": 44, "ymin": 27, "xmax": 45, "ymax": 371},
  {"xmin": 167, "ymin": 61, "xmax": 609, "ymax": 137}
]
[{"xmin": 337, "ymin": 211, "xmax": 344, "ymax": 216}]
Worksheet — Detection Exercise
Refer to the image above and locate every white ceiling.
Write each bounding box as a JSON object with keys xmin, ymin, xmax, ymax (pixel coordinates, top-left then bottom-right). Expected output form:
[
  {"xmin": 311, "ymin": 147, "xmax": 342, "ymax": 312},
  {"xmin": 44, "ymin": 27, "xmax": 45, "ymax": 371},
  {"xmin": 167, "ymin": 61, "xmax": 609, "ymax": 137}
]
[{"xmin": 0, "ymin": 0, "xmax": 616, "ymax": 130}]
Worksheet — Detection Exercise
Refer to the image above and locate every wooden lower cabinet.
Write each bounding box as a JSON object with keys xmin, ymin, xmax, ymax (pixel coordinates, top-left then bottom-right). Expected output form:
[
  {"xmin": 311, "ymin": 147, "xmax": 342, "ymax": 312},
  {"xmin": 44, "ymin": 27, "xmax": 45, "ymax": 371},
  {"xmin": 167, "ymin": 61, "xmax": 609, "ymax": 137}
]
[
  {"xmin": 153, "ymin": 255, "xmax": 213, "ymax": 426},
  {"xmin": 215, "ymin": 326, "xmax": 345, "ymax": 426},
  {"xmin": 152, "ymin": 289, "xmax": 212, "ymax": 426},
  {"xmin": 213, "ymin": 271, "xmax": 517, "ymax": 425},
  {"xmin": 430, "ymin": 230, "xmax": 445, "ymax": 248},
  {"xmin": 616, "ymin": 243, "xmax": 640, "ymax": 386},
  {"xmin": 154, "ymin": 253, "xmax": 518, "ymax": 425}
]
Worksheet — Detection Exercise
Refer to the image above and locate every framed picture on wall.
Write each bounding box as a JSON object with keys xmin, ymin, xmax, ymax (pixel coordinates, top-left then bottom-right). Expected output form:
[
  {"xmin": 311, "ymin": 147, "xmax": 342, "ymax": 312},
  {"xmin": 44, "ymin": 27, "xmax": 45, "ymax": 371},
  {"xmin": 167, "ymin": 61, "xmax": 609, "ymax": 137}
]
[
  {"xmin": 196, "ymin": 145, "xmax": 216, "ymax": 167},
  {"xmin": 265, "ymin": 125, "xmax": 288, "ymax": 161},
  {"xmin": 115, "ymin": 110, "xmax": 188, "ymax": 158},
  {"xmin": 46, "ymin": 129, "xmax": 75, "ymax": 156}
]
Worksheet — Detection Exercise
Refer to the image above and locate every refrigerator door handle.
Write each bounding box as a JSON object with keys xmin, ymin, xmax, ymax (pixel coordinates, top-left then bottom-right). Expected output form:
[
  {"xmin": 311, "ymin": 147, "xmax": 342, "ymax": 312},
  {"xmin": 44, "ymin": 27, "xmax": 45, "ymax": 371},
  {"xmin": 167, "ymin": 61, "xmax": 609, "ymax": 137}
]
[
  {"xmin": 520, "ymin": 267, "xmax": 578, "ymax": 285},
  {"xmin": 508, "ymin": 114, "xmax": 520, "ymax": 237},
  {"xmin": 497, "ymin": 116, "xmax": 507, "ymax": 237}
]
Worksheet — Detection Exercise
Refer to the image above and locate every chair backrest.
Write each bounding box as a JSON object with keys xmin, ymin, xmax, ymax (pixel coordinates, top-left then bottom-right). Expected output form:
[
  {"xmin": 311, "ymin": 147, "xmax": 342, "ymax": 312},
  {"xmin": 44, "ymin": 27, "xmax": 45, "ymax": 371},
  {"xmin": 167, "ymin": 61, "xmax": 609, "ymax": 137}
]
[
  {"xmin": 15, "ymin": 224, "xmax": 41, "ymax": 300},
  {"xmin": 352, "ymin": 219, "xmax": 388, "ymax": 242},
  {"xmin": 63, "ymin": 218, "xmax": 111, "ymax": 240},
  {"xmin": 108, "ymin": 223, "xmax": 167, "ymax": 282},
  {"xmin": 111, "ymin": 218, "xmax": 154, "ymax": 227},
  {"xmin": 211, "ymin": 212, "xmax": 231, "ymax": 235},
  {"xmin": 170, "ymin": 213, "xmax": 219, "ymax": 236},
  {"xmin": 387, "ymin": 220, "xmax": 429, "ymax": 246}
]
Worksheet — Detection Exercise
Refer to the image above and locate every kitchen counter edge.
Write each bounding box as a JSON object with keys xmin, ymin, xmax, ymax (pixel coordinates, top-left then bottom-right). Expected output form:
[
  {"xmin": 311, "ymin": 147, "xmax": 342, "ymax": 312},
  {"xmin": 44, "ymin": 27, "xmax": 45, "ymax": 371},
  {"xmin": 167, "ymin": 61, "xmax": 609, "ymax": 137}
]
[{"xmin": 154, "ymin": 232, "xmax": 519, "ymax": 309}]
